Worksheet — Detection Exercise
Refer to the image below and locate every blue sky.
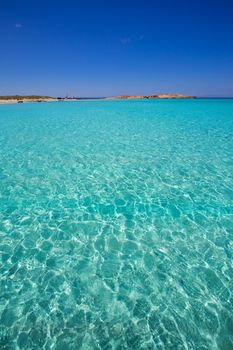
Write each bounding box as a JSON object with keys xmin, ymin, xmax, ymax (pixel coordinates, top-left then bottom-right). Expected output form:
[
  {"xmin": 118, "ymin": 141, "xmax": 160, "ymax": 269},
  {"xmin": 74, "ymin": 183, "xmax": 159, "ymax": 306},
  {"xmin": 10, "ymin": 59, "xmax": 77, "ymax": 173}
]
[{"xmin": 0, "ymin": 0, "xmax": 233, "ymax": 97}]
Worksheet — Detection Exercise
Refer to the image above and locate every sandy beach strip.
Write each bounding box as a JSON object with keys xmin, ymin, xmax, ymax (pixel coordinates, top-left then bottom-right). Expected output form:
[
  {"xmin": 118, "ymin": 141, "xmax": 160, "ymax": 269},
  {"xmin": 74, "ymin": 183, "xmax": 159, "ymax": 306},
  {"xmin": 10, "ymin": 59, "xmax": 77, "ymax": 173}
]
[{"xmin": 0, "ymin": 99, "xmax": 19, "ymax": 104}]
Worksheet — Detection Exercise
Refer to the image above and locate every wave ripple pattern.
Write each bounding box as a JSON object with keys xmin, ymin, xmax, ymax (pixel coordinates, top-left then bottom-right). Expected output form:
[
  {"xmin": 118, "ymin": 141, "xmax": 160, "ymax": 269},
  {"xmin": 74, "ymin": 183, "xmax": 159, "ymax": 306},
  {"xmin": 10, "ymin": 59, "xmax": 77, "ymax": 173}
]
[{"xmin": 0, "ymin": 99, "xmax": 233, "ymax": 349}]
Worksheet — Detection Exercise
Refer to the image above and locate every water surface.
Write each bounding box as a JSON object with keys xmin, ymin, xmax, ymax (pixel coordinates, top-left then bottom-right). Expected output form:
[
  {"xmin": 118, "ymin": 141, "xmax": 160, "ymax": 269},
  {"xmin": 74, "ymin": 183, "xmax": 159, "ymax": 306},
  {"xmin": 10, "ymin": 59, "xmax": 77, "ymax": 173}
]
[{"xmin": 0, "ymin": 99, "xmax": 233, "ymax": 349}]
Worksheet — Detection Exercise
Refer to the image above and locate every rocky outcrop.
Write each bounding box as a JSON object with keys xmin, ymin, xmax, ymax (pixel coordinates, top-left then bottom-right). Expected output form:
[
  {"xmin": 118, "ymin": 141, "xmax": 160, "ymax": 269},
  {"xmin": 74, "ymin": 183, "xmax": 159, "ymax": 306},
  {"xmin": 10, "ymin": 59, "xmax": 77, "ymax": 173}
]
[
  {"xmin": 157, "ymin": 94, "xmax": 196, "ymax": 99},
  {"xmin": 109, "ymin": 94, "xmax": 196, "ymax": 100}
]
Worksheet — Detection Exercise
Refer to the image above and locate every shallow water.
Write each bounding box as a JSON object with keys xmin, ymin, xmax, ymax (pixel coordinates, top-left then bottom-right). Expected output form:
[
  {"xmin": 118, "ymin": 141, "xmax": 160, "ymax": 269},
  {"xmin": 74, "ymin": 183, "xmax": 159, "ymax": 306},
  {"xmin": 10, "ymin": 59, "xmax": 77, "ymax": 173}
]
[{"xmin": 0, "ymin": 99, "xmax": 233, "ymax": 349}]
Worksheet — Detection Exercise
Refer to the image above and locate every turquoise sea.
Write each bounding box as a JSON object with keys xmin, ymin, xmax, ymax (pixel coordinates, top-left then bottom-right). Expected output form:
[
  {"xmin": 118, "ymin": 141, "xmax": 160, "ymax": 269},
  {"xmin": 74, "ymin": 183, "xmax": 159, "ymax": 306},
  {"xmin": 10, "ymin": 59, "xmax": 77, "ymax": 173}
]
[{"xmin": 0, "ymin": 99, "xmax": 233, "ymax": 349}]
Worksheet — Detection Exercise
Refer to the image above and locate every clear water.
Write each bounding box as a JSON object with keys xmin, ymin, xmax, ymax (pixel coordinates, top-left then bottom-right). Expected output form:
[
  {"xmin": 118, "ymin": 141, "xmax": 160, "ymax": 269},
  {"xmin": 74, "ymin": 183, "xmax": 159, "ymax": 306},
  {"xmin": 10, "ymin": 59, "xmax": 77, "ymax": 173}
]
[{"xmin": 0, "ymin": 99, "xmax": 233, "ymax": 349}]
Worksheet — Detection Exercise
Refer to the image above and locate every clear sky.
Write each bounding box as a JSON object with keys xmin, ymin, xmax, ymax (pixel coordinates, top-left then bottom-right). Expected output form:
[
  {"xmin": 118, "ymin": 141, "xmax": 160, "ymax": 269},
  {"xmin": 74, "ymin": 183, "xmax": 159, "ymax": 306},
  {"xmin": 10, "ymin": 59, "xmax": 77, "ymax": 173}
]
[{"xmin": 1, "ymin": 0, "xmax": 233, "ymax": 97}]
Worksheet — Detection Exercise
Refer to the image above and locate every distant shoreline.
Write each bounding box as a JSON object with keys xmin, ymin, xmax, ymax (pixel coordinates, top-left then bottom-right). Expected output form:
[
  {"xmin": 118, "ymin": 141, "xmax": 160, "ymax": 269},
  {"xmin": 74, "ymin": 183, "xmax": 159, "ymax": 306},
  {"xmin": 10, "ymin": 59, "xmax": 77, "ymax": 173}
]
[
  {"xmin": 0, "ymin": 96, "xmax": 58, "ymax": 105},
  {"xmin": 0, "ymin": 93, "xmax": 195, "ymax": 105},
  {"xmin": 1, "ymin": 95, "xmax": 233, "ymax": 105}
]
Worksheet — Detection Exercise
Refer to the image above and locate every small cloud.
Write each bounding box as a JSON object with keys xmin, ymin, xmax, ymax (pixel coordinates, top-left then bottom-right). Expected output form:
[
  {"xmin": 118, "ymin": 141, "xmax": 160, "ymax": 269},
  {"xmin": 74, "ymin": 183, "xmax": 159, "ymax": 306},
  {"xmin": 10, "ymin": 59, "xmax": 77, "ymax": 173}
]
[
  {"xmin": 120, "ymin": 37, "xmax": 131, "ymax": 45},
  {"xmin": 15, "ymin": 23, "xmax": 22, "ymax": 29}
]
